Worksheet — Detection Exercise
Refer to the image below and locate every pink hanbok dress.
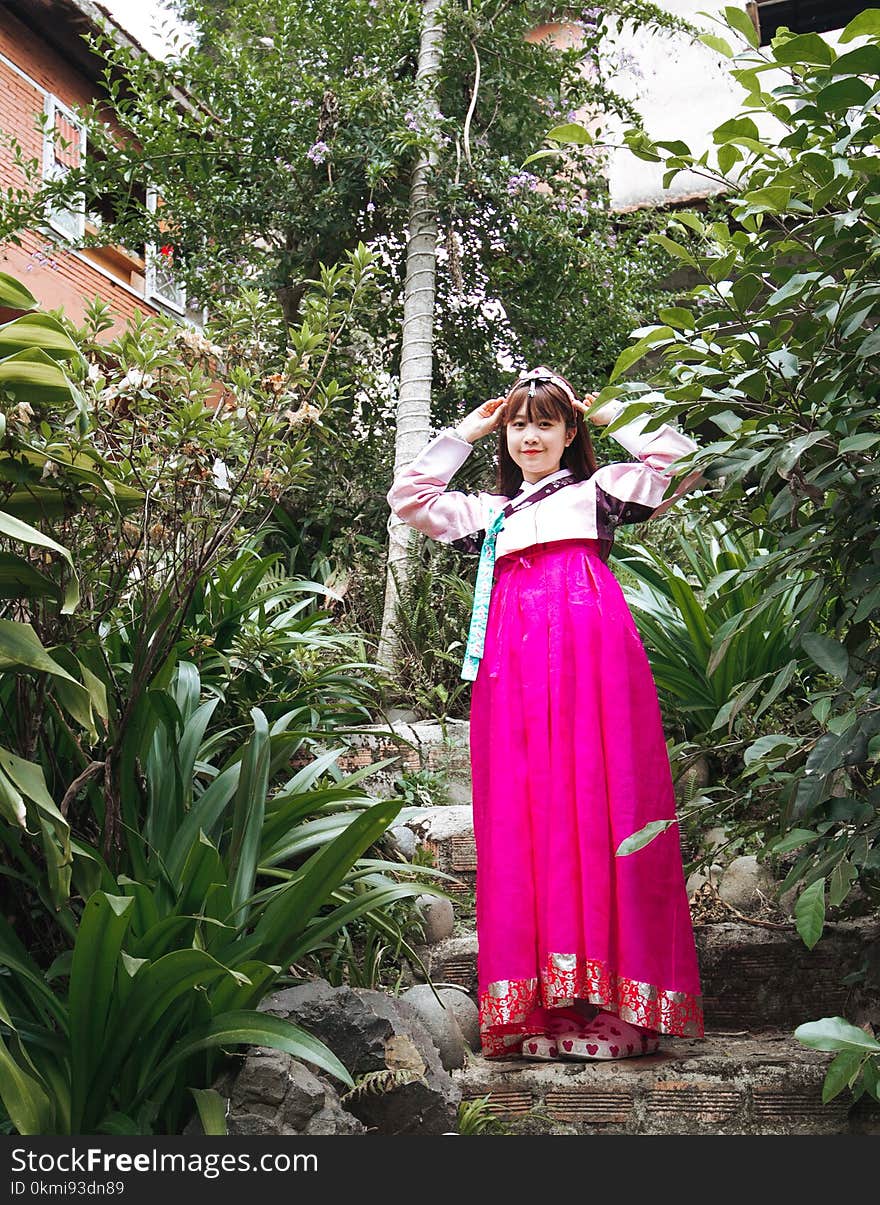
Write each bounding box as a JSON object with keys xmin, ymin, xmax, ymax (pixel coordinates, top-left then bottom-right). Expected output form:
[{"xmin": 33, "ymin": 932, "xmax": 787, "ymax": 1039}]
[{"xmin": 387, "ymin": 400, "xmax": 706, "ymax": 1057}]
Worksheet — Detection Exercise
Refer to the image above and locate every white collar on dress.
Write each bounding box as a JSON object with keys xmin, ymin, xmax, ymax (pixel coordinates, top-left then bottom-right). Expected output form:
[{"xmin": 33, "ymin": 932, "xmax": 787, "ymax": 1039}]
[{"xmin": 514, "ymin": 466, "xmax": 573, "ymax": 498}]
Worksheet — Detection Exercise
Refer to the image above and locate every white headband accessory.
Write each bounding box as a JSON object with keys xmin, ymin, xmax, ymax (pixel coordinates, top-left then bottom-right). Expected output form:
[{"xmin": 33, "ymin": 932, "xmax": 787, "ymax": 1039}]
[{"xmin": 516, "ymin": 365, "xmax": 579, "ymax": 407}]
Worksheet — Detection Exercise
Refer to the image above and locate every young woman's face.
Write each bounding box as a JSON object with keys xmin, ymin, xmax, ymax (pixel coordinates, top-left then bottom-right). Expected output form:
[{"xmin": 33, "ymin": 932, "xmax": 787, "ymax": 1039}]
[{"xmin": 506, "ymin": 402, "xmax": 575, "ymax": 484}]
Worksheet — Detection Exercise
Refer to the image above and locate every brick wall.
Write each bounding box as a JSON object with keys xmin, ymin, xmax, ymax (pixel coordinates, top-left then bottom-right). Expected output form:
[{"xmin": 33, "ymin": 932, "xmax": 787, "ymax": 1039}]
[{"xmin": 0, "ymin": 6, "xmax": 162, "ymax": 335}]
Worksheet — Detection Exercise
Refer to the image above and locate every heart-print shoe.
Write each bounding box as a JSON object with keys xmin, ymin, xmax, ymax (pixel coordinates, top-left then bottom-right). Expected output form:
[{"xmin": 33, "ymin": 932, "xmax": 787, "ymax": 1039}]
[
  {"xmin": 556, "ymin": 1013, "xmax": 660, "ymax": 1060},
  {"xmin": 520, "ymin": 1035, "xmax": 559, "ymax": 1060}
]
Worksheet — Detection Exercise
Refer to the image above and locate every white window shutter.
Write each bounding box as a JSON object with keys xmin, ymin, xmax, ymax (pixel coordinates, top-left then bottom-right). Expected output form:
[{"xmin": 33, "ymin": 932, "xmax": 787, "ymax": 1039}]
[
  {"xmin": 42, "ymin": 94, "xmax": 86, "ymax": 241},
  {"xmin": 145, "ymin": 186, "xmax": 186, "ymax": 313}
]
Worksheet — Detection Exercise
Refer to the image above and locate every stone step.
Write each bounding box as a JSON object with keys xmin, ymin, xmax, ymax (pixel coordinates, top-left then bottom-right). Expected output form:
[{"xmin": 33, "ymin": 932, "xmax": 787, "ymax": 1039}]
[
  {"xmin": 453, "ymin": 1032, "xmax": 880, "ymax": 1135},
  {"xmin": 422, "ymin": 919, "xmax": 880, "ymax": 1033}
]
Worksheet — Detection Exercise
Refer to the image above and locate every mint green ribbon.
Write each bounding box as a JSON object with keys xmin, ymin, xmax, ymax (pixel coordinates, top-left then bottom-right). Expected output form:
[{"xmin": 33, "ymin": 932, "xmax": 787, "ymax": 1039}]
[{"xmin": 461, "ymin": 505, "xmax": 506, "ymax": 682}]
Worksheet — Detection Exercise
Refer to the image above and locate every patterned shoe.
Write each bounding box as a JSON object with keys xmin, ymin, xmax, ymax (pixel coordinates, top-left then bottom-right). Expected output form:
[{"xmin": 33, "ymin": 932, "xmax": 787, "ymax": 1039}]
[
  {"xmin": 520, "ymin": 1035, "xmax": 559, "ymax": 1060},
  {"xmin": 556, "ymin": 1012, "xmax": 660, "ymax": 1060}
]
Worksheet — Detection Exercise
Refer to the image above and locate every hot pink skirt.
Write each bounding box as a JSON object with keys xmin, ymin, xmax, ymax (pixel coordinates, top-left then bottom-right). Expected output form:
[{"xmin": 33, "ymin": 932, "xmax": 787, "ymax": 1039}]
[{"xmin": 469, "ymin": 538, "xmax": 704, "ymax": 1058}]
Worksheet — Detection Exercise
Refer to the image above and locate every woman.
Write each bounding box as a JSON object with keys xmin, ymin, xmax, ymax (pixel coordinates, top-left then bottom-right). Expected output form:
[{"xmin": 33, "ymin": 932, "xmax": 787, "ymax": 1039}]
[{"xmin": 387, "ymin": 367, "xmax": 706, "ymax": 1061}]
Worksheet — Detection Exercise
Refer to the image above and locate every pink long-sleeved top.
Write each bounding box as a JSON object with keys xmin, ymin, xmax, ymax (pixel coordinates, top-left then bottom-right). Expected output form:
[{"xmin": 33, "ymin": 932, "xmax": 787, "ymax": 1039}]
[{"xmin": 386, "ymin": 398, "xmax": 705, "ymax": 561}]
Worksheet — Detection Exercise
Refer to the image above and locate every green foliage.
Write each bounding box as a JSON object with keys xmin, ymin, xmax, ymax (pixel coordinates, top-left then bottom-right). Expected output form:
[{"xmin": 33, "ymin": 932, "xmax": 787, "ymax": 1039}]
[
  {"xmin": 795, "ymin": 1016, "xmax": 880, "ymax": 1107},
  {"xmin": 552, "ymin": 10, "xmax": 880, "ymax": 925},
  {"xmin": 456, "ymin": 1093, "xmax": 511, "ymax": 1135},
  {"xmin": 0, "ymin": 660, "xmax": 453, "ymax": 1133},
  {"xmin": 390, "ymin": 535, "xmax": 474, "ymax": 720},
  {"xmin": 613, "ymin": 519, "xmax": 808, "ymax": 739}
]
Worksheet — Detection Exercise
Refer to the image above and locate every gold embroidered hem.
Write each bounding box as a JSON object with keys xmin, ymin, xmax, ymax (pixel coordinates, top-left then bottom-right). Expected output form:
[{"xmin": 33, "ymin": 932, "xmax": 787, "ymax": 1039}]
[{"xmin": 479, "ymin": 951, "xmax": 704, "ymax": 1058}]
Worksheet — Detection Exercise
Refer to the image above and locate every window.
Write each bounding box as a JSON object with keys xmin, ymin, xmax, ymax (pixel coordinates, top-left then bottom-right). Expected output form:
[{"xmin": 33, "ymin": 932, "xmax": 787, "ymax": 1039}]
[
  {"xmin": 754, "ymin": 1, "xmax": 866, "ymax": 44},
  {"xmin": 145, "ymin": 186, "xmax": 186, "ymax": 314},
  {"xmin": 41, "ymin": 94, "xmax": 86, "ymax": 240}
]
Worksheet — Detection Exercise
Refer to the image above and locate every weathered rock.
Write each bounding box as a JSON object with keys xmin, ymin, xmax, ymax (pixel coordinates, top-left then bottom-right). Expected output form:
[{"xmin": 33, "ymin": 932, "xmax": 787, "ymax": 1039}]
[
  {"xmin": 260, "ymin": 979, "xmax": 460, "ymax": 1134},
  {"xmin": 385, "ymin": 707, "xmax": 420, "ymax": 724},
  {"xmin": 226, "ymin": 1047, "xmax": 366, "ymax": 1137},
  {"xmin": 278, "ymin": 1061, "xmax": 325, "ymax": 1131},
  {"xmin": 261, "ymin": 979, "xmax": 397, "ymax": 1078},
  {"xmin": 400, "ymin": 984, "xmax": 468, "ymax": 1070},
  {"xmin": 719, "ymin": 855, "xmax": 777, "ymax": 915},
  {"xmin": 230, "ymin": 1046, "xmax": 289, "ymax": 1118},
  {"xmin": 438, "ymin": 986, "xmax": 480, "ymax": 1052},
  {"xmin": 417, "ymin": 893, "xmax": 455, "ymax": 944},
  {"xmin": 388, "ymin": 823, "xmax": 418, "ymax": 859}
]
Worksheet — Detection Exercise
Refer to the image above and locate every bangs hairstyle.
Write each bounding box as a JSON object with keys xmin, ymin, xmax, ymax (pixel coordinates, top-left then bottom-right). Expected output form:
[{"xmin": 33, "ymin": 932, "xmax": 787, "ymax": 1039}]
[{"xmin": 496, "ymin": 372, "xmax": 597, "ymax": 497}]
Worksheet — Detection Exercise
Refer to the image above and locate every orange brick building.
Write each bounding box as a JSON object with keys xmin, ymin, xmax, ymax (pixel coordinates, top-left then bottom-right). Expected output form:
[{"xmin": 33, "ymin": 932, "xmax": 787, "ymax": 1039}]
[{"xmin": 0, "ymin": 0, "xmax": 187, "ymax": 332}]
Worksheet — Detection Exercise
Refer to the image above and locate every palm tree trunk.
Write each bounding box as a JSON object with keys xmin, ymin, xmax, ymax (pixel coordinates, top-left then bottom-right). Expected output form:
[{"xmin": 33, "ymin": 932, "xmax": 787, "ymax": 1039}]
[{"xmin": 377, "ymin": 0, "xmax": 445, "ymax": 672}]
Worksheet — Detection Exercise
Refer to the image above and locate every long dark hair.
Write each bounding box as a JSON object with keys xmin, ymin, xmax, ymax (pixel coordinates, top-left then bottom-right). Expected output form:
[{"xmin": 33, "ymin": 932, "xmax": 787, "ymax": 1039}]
[{"xmin": 496, "ymin": 371, "xmax": 597, "ymax": 497}]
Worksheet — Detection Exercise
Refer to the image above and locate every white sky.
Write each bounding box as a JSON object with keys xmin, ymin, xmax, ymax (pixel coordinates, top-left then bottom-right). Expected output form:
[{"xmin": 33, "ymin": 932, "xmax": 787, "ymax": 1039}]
[{"xmin": 99, "ymin": 0, "xmax": 187, "ymax": 58}]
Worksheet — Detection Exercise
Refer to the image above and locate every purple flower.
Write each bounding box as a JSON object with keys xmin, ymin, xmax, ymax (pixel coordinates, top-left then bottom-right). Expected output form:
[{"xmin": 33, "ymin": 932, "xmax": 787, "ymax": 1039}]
[
  {"xmin": 507, "ymin": 171, "xmax": 540, "ymax": 195},
  {"xmin": 307, "ymin": 140, "xmax": 330, "ymax": 164},
  {"xmin": 404, "ymin": 110, "xmax": 420, "ymax": 132}
]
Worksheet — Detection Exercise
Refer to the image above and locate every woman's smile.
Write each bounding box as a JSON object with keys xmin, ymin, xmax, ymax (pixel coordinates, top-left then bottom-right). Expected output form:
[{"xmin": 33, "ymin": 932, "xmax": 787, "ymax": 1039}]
[{"xmin": 507, "ymin": 405, "xmax": 574, "ymax": 482}]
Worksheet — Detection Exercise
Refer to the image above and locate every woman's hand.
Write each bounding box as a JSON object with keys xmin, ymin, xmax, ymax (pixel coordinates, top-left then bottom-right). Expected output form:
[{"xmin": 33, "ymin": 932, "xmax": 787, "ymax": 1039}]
[
  {"xmin": 573, "ymin": 393, "xmax": 619, "ymax": 426},
  {"xmin": 454, "ymin": 396, "xmax": 509, "ymax": 444}
]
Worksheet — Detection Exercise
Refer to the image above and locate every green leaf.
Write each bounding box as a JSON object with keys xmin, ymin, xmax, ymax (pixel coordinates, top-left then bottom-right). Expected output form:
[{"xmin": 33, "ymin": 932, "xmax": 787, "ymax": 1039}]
[
  {"xmin": 713, "ymin": 115, "xmax": 759, "ymax": 144},
  {"xmin": 136, "ymin": 1011, "xmax": 355, "ymax": 1099},
  {"xmin": 839, "ymin": 433, "xmax": 880, "ymax": 452},
  {"xmin": 772, "ymin": 34, "xmax": 835, "ymax": 66},
  {"xmin": 609, "ymin": 327, "xmax": 676, "ymax": 383},
  {"xmin": 0, "ymin": 348, "xmax": 75, "ymax": 404},
  {"xmin": 794, "ymin": 877, "xmax": 825, "ymax": 949},
  {"xmin": 615, "ymin": 819, "xmax": 673, "ymax": 856},
  {"xmin": 831, "ymin": 45, "xmax": 880, "ymax": 75},
  {"xmin": 190, "ymin": 1088, "xmax": 227, "ymax": 1135},
  {"xmin": 801, "ymin": 632, "xmax": 849, "ymax": 679},
  {"xmin": 0, "ymin": 272, "xmax": 38, "ymax": 311},
  {"xmin": 724, "ymin": 5, "xmax": 759, "ymax": 47},
  {"xmin": 229, "ymin": 707, "xmax": 270, "ymax": 920},
  {"xmin": 840, "ymin": 9, "xmax": 880, "ymax": 43},
  {"xmin": 0, "ymin": 1033, "xmax": 54, "ymax": 1135},
  {"xmin": 658, "ymin": 307, "xmax": 695, "ymax": 329},
  {"xmin": 795, "ymin": 1016, "xmax": 880, "ymax": 1053},
  {"xmin": 68, "ymin": 892, "xmax": 134, "ymax": 1132},
  {"xmin": 768, "ymin": 829, "xmax": 819, "ymax": 855},
  {"xmin": 829, "ymin": 859, "xmax": 857, "ymax": 908},
  {"xmin": 856, "ymin": 328, "xmax": 880, "ymax": 358},
  {"xmin": 815, "ymin": 77, "xmax": 874, "ymax": 111},
  {"xmin": 0, "ymin": 509, "xmax": 77, "ymax": 613},
  {"xmin": 0, "ymin": 313, "xmax": 80, "ymax": 360},
  {"xmin": 545, "ymin": 123, "xmax": 593, "ymax": 146},
  {"xmin": 821, "ymin": 1050, "xmax": 864, "ymax": 1103},
  {"xmin": 699, "ymin": 33, "xmax": 733, "ymax": 57},
  {"xmin": 717, "ymin": 143, "xmax": 741, "ymax": 176}
]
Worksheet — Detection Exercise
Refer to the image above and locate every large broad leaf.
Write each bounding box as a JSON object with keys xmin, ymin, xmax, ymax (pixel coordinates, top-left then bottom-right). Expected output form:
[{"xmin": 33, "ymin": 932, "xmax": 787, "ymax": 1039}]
[
  {"xmin": 794, "ymin": 877, "xmax": 825, "ymax": 949},
  {"xmin": 190, "ymin": 1088, "xmax": 228, "ymax": 1135},
  {"xmin": 0, "ymin": 272, "xmax": 37, "ymax": 311},
  {"xmin": 0, "ymin": 745, "xmax": 71, "ymax": 905},
  {"xmin": 840, "ymin": 9, "xmax": 880, "ymax": 42},
  {"xmin": 133, "ymin": 1011, "xmax": 355, "ymax": 1103},
  {"xmin": 801, "ymin": 632, "xmax": 849, "ymax": 679},
  {"xmin": 0, "ymin": 511, "xmax": 78, "ymax": 613},
  {"xmin": 820, "ymin": 1050, "xmax": 865, "ymax": 1103},
  {"xmin": 0, "ymin": 313, "xmax": 81, "ymax": 360},
  {"xmin": 771, "ymin": 33, "xmax": 835, "ymax": 66},
  {"xmin": 0, "ymin": 1032, "xmax": 54, "ymax": 1135},
  {"xmin": 0, "ymin": 348, "xmax": 76, "ymax": 403},
  {"xmin": 0, "ymin": 619, "xmax": 83, "ymax": 684},
  {"xmin": 795, "ymin": 1016, "xmax": 880, "ymax": 1053},
  {"xmin": 68, "ymin": 893, "xmax": 134, "ymax": 1133}
]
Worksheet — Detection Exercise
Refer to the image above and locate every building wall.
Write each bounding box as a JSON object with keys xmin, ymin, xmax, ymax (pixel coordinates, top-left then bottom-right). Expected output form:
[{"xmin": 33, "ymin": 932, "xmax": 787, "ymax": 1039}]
[{"xmin": 0, "ymin": 4, "xmax": 162, "ymax": 332}]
